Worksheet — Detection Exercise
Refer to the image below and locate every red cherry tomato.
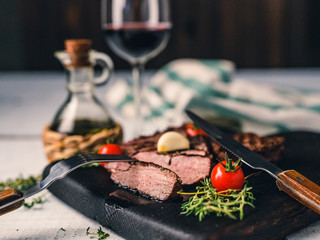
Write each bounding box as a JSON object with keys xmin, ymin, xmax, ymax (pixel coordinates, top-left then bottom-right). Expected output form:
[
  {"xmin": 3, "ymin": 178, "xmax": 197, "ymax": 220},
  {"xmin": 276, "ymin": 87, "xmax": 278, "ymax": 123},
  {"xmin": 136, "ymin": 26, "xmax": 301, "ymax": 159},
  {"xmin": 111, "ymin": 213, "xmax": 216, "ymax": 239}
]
[
  {"xmin": 186, "ymin": 123, "xmax": 208, "ymax": 137},
  {"xmin": 98, "ymin": 143, "xmax": 122, "ymax": 154},
  {"xmin": 211, "ymin": 160, "xmax": 244, "ymax": 192},
  {"xmin": 98, "ymin": 143, "xmax": 122, "ymax": 166}
]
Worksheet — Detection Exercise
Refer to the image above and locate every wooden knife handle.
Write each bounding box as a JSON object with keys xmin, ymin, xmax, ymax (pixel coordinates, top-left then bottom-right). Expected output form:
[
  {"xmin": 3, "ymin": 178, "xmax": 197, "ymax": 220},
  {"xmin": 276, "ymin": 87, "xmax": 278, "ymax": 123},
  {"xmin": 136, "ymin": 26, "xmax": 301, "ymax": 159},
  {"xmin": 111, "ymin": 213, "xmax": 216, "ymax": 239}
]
[
  {"xmin": 276, "ymin": 170, "xmax": 320, "ymax": 214},
  {"xmin": 0, "ymin": 188, "xmax": 24, "ymax": 216}
]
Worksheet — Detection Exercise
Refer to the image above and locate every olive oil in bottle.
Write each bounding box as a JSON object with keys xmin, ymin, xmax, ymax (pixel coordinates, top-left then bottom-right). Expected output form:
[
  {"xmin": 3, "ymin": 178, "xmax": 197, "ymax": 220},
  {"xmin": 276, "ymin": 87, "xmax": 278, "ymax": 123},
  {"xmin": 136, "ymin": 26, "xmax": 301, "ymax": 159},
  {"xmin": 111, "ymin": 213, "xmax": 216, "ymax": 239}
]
[
  {"xmin": 43, "ymin": 39, "xmax": 122, "ymax": 163},
  {"xmin": 50, "ymin": 39, "xmax": 117, "ymax": 135}
]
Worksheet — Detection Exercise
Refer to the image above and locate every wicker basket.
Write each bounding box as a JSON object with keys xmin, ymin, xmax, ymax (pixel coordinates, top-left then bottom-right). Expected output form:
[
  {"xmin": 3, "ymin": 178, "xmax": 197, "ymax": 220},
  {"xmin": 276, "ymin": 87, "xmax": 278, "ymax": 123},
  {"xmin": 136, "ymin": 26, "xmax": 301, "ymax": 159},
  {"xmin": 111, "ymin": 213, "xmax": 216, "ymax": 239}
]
[{"xmin": 42, "ymin": 123, "xmax": 122, "ymax": 163}]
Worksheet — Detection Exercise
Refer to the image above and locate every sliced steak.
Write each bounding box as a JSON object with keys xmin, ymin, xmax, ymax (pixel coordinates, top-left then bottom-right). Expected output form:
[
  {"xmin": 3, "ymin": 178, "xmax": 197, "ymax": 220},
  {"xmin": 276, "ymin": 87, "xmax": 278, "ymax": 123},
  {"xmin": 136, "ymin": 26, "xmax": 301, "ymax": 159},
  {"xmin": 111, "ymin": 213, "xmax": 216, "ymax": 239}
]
[
  {"xmin": 122, "ymin": 128, "xmax": 214, "ymax": 185},
  {"xmin": 189, "ymin": 134, "xmax": 213, "ymax": 153},
  {"xmin": 121, "ymin": 135, "xmax": 158, "ymax": 157},
  {"xmin": 133, "ymin": 150, "xmax": 212, "ymax": 185},
  {"xmin": 104, "ymin": 161, "xmax": 182, "ymax": 201}
]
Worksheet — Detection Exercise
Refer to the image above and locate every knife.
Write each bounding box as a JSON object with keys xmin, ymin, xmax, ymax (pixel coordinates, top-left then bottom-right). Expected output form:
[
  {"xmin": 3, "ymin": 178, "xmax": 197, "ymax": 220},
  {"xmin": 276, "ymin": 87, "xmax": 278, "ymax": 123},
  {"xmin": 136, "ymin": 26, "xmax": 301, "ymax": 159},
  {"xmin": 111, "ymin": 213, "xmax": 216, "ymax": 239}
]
[
  {"xmin": 186, "ymin": 110, "xmax": 320, "ymax": 214},
  {"xmin": 0, "ymin": 153, "xmax": 135, "ymax": 216}
]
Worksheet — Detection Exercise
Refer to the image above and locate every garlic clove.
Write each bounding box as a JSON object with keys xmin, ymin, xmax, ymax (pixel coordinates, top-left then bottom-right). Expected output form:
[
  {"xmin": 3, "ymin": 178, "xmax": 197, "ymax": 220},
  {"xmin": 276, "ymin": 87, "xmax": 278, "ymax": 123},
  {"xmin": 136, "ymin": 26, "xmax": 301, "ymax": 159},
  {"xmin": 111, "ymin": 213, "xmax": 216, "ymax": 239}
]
[{"xmin": 157, "ymin": 131, "xmax": 190, "ymax": 153}]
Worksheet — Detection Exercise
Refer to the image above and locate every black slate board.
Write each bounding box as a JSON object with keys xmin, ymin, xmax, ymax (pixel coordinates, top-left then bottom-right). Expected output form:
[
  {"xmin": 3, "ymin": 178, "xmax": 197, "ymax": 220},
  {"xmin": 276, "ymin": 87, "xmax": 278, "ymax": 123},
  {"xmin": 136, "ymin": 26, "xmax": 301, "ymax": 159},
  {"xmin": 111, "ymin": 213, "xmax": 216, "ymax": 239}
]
[{"xmin": 43, "ymin": 132, "xmax": 320, "ymax": 240}]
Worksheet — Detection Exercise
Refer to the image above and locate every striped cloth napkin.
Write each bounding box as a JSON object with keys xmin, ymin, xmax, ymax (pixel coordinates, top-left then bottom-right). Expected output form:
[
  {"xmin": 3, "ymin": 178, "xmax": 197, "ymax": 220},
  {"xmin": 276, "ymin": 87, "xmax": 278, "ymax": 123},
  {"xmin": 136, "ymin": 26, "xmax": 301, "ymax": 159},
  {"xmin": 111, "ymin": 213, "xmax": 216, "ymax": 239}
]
[{"xmin": 106, "ymin": 59, "xmax": 320, "ymax": 136}]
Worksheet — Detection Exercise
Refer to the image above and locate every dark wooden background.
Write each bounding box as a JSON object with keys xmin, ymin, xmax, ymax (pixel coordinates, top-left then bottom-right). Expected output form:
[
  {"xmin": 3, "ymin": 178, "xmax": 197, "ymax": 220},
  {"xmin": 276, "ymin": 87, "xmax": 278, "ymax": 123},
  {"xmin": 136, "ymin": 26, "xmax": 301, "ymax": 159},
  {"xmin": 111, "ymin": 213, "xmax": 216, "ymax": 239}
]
[{"xmin": 1, "ymin": 0, "xmax": 320, "ymax": 70}]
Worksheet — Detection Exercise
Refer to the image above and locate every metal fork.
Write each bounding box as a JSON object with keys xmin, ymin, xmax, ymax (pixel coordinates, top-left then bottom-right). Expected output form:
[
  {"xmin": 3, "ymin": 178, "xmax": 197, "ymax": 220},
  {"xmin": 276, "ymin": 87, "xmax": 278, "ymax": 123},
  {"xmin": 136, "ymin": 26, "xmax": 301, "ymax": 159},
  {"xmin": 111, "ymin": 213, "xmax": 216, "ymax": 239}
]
[{"xmin": 0, "ymin": 153, "xmax": 135, "ymax": 216}]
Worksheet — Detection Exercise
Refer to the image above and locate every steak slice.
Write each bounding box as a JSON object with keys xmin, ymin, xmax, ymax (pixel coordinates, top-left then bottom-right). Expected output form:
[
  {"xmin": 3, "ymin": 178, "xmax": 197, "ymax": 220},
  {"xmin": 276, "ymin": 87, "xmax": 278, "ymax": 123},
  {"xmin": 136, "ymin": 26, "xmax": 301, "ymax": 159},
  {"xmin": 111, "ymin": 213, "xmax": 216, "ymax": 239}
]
[
  {"xmin": 104, "ymin": 161, "xmax": 182, "ymax": 201},
  {"xmin": 133, "ymin": 150, "xmax": 212, "ymax": 185}
]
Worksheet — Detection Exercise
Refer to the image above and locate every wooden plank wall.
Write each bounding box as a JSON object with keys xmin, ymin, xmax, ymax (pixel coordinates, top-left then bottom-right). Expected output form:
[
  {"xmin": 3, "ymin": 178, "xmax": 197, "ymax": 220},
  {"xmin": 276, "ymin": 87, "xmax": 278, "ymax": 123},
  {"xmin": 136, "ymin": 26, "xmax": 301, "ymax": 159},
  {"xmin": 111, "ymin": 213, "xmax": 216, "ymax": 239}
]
[{"xmin": 2, "ymin": 0, "xmax": 320, "ymax": 70}]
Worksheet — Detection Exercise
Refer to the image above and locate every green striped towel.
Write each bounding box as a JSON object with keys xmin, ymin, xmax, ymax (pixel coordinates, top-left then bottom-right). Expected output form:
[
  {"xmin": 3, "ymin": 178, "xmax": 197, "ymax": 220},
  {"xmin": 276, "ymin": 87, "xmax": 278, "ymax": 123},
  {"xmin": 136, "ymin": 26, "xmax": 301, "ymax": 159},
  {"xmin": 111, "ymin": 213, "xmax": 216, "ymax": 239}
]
[{"xmin": 106, "ymin": 59, "xmax": 320, "ymax": 135}]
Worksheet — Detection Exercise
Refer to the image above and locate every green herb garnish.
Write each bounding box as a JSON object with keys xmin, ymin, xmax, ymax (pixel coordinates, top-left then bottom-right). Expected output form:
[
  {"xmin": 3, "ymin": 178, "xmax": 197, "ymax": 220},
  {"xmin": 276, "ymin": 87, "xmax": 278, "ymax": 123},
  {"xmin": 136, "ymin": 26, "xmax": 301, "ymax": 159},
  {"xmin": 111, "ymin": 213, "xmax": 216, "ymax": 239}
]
[
  {"xmin": 179, "ymin": 178, "xmax": 255, "ymax": 221},
  {"xmin": 0, "ymin": 175, "xmax": 41, "ymax": 192},
  {"xmin": 86, "ymin": 226, "xmax": 109, "ymax": 239},
  {"xmin": 23, "ymin": 196, "xmax": 46, "ymax": 208},
  {"xmin": 0, "ymin": 174, "xmax": 47, "ymax": 209},
  {"xmin": 82, "ymin": 163, "xmax": 100, "ymax": 168}
]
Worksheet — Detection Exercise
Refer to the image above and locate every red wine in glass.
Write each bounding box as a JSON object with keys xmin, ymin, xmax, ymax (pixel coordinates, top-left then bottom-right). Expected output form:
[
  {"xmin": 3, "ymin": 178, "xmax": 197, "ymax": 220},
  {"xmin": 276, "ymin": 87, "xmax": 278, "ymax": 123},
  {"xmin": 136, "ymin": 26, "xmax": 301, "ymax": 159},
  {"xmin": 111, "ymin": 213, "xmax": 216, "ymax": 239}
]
[
  {"xmin": 101, "ymin": 0, "xmax": 171, "ymax": 138},
  {"xmin": 103, "ymin": 22, "xmax": 171, "ymax": 64}
]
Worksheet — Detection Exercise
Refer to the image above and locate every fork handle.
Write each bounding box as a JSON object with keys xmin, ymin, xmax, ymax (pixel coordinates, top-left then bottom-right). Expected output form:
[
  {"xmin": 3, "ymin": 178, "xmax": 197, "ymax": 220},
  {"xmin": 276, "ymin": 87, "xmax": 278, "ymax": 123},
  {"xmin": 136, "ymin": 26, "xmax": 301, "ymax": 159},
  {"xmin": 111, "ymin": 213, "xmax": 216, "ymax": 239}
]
[{"xmin": 0, "ymin": 189, "xmax": 24, "ymax": 216}]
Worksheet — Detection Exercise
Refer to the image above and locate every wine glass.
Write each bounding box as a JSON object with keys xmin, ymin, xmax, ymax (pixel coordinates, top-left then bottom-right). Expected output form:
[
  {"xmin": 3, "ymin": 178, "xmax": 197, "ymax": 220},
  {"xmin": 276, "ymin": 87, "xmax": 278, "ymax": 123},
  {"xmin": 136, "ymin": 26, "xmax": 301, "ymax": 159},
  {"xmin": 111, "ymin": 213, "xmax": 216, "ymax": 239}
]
[{"xmin": 101, "ymin": 0, "xmax": 171, "ymax": 133}]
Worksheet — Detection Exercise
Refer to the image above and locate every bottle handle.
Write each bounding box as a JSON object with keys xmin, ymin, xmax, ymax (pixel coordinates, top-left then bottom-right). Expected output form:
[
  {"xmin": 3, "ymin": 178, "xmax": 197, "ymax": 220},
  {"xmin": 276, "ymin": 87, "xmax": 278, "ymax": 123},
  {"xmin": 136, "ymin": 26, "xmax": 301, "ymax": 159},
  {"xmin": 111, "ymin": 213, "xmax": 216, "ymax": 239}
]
[{"xmin": 90, "ymin": 51, "xmax": 114, "ymax": 86}]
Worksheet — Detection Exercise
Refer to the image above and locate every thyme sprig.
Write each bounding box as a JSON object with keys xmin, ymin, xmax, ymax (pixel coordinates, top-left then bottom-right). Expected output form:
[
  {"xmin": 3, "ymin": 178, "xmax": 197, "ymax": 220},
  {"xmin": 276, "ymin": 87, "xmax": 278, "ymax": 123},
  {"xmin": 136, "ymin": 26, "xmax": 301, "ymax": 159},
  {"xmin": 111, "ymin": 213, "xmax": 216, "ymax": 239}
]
[
  {"xmin": 179, "ymin": 178, "xmax": 255, "ymax": 221},
  {"xmin": 218, "ymin": 153, "xmax": 242, "ymax": 172},
  {"xmin": 86, "ymin": 226, "xmax": 109, "ymax": 240}
]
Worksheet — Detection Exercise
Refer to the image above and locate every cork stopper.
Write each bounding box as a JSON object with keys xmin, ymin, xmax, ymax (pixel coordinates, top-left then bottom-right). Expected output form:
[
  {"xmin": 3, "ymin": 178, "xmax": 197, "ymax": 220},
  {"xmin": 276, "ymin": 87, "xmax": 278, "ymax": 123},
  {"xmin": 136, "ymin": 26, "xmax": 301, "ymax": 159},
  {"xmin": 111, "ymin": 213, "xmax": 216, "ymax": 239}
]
[{"xmin": 64, "ymin": 39, "xmax": 92, "ymax": 67}]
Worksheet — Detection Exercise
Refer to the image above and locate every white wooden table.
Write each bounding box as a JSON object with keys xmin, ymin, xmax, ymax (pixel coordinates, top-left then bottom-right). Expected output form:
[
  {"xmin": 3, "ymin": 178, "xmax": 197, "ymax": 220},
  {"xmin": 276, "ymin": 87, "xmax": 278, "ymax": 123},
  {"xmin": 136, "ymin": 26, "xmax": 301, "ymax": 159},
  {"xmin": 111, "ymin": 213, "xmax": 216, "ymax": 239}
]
[{"xmin": 0, "ymin": 70, "xmax": 320, "ymax": 239}]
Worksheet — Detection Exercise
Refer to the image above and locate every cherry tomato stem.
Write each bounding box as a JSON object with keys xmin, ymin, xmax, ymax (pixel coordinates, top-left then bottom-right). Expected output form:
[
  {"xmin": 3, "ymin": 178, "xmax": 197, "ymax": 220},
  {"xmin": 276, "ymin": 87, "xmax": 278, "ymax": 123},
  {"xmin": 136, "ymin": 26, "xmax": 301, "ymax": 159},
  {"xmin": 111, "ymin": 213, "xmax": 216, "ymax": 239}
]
[{"xmin": 211, "ymin": 155, "xmax": 245, "ymax": 192}]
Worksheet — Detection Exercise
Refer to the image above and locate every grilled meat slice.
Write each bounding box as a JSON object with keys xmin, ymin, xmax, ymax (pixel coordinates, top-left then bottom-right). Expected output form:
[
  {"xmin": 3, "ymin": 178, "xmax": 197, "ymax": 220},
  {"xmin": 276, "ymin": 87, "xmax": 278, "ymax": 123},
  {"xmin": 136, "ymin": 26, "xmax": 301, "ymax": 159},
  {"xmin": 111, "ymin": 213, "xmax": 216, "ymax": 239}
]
[
  {"xmin": 133, "ymin": 150, "xmax": 212, "ymax": 185},
  {"xmin": 105, "ymin": 161, "xmax": 182, "ymax": 201},
  {"xmin": 212, "ymin": 132, "xmax": 284, "ymax": 163}
]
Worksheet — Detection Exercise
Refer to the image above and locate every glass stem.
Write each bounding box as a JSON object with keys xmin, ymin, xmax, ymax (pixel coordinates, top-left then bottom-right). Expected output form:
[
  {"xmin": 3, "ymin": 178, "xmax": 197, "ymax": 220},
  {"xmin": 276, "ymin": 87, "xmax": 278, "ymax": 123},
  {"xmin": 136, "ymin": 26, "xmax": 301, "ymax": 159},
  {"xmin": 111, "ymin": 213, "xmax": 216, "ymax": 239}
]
[{"xmin": 131, "ymin": 63, "xmax": 145, "ymax": 122}]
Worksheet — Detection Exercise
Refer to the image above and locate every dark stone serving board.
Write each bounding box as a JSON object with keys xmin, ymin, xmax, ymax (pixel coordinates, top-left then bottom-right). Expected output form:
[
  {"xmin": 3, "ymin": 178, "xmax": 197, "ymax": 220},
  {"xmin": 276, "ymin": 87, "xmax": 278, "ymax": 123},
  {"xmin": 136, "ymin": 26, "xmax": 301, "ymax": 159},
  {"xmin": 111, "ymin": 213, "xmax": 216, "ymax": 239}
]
[{"xmin": 43, "ymin": 131, "xmax": 320, "ymax": 240}]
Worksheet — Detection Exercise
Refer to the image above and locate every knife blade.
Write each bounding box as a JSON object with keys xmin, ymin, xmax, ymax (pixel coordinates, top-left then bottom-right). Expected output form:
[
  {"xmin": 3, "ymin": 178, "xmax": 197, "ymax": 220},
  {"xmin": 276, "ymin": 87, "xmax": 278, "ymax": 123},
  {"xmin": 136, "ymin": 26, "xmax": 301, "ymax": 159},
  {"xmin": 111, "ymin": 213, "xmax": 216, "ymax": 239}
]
[
  {"xmin": 0, "ymin": 153, "xmax": 135, "ymax": 216},
  {"xmin": 186, "ymin": 110, "xmax": 320, "ymax": 214}
]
